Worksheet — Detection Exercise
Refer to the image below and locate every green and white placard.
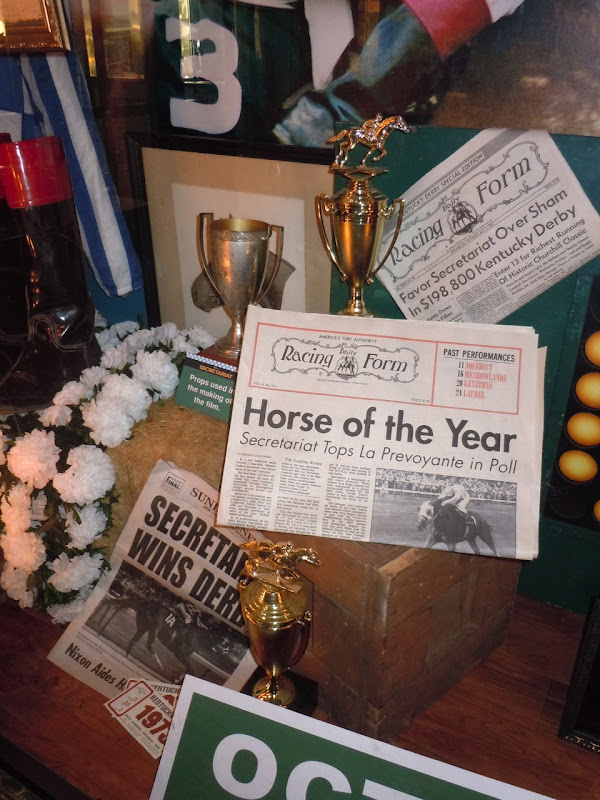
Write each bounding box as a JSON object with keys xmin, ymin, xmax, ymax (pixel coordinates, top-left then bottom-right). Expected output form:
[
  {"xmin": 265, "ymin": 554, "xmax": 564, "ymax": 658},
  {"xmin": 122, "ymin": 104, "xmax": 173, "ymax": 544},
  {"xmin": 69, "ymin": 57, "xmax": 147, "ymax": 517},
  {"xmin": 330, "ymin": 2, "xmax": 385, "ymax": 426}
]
[
  {"xmin": 175, "ymin": 353, "xmax": 236, "ymax": 422},
  {"xmin": 150, "ymin": 676, "xmax": 554, "ymax": 800}
]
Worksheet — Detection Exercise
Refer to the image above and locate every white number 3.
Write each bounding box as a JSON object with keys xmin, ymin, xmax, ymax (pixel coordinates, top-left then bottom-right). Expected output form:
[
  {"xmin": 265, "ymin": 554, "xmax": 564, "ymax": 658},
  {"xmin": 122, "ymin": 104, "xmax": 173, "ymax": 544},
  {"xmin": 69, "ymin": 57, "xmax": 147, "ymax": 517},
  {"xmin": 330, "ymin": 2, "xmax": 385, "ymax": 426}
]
[{"xmin": 165, "ymin": 17, "xmax": 242, "ymax": 134}]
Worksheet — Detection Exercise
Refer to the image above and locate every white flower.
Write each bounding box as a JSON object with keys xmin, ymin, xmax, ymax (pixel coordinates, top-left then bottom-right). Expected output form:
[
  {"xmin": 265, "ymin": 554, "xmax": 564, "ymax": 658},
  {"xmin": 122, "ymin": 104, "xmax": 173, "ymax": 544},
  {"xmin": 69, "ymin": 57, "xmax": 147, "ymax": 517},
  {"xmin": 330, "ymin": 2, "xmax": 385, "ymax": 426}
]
[
  {"xmin": 126, "ymin": 328, "xmax": 155, "ymax": 353},
  {"xmin": 47, "ymin": 551, "xmax": 104, "ymax": 593},
  {"xmin": 39, "ymin": 365, "xmax": 105, "ymax": 431},
  {"xmin": 170, "ymin": 334, "xmax": 197, "ymax": 355},
  {"xmin": 79, "ymin": 365, "xmax": 109, "ymax": 390},
  {"xmin": 96, "ymin": 320, "xmax": 139, "ymax": 352},
  {"xmin": 82, "ymin": 397, "xmax": 135, "ymax": 447},
  {"xmin": 0, "ymin": 565, "xmax": 35, "ymax": 608},
  {"xmin": 53, "ymin": 445, "xmax": 115, "ymax": 506},
  {"xmin": 99, "ymin": 373, "xmax": 153, "ymax": 423},
  {"xmin": 100, "ymin": 341, "xmax": 130, "ymax": 371},
  {"xmin": 96, "ymin": 327, "xmax": 120, "ymax": 352},
  {"xmin": 131, "ymin": 349, "xmax": 179, "ymax": 398},
  {"xmin": 153, "ymin": 322, "xmax": 179, "ymax": 346},
  {"xmin": 113, "ymin": 320, "xmax": 140, "ymax": 339},
  {"xmin": 1, "ymin": 482, "xmax": 32, "ymax": 536},
  {"xmin": 6, "ymin": 429, "xmax": 60, "ymax": 488},
  {"xmin": 66, "ymin": 503, "xmax": 107, "ymax": 549},
  {"xmin": 38, "ymin": 403, "xmax": 73, "ymax": 428},
  {"xmin": 184, "ymin": 326, "xmax": 216, "ymax": 349},
  {"xmin": 52, "ymin": 379, "xmax": 92, "ymax": 407},
  {"xmin": 47, "ymin": 583, "xmax": 95, "ymax": 624},
  {"xmin": 82, "ymin": 374, "xmax": 152, "ymax": 447},
  {"xmin": 1, "ymin": 529, "xmax": 46, "ymax": 572}
]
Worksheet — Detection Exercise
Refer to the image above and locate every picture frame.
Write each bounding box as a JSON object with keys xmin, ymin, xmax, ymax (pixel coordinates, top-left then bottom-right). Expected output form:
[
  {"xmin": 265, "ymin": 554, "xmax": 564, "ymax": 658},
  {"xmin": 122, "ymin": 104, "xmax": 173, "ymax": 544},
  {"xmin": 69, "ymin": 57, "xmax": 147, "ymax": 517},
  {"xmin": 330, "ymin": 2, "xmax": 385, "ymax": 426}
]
[
  {"xmin": 127, "ymin": 134, "xmax": 333, "ymax": 337},
  {"xmin": 559, "ymin": 595, "xmax": 600, "ymax": 753},
  {"xmin": 0, "ymin": 0, "xmax": 70, "ymax": 51}
]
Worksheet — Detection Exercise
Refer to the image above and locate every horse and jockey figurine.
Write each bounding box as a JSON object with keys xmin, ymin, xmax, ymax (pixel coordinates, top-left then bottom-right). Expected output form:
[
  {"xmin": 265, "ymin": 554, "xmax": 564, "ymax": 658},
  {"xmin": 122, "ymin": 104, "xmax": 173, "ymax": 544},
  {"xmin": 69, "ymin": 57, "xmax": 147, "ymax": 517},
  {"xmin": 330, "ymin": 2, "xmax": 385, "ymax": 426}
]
[
  {"xmin": 238, "ymin": 539, "xmax": 321, "ymax": 707},
  {"xmin": 328, "ymin": 113, "xmax": 410, "ymax": 167},
  {"xmin": 317, "ymin": 113, "xmax": 411, "ymax": 317},
  {"xmin": 239, "ymin": 539, "xmax": 321, "ymax": 594}
]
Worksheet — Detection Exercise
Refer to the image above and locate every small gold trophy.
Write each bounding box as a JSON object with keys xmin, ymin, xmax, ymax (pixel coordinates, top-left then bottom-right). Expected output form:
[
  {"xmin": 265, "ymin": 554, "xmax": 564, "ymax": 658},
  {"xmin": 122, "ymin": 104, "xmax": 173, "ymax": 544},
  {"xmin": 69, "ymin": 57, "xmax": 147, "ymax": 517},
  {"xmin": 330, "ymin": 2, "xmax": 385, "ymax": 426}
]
[
  {"xmin": 316, "ymin": 114, "xmax": 410, "ymax": 317},
  {"xmin": 238, "ymin": 540, "xmax": 321, "ymax": 707}
]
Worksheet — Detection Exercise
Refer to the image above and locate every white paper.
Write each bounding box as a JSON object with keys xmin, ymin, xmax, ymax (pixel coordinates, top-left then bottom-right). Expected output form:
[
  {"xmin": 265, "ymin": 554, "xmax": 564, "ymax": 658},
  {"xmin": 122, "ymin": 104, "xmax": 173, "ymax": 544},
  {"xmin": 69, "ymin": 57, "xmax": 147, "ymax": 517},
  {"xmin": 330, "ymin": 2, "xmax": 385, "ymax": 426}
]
[
  {"xmin": 377, "ymin": 128, "xmax": 600, "ymax": 323},
  {"xmin": 217, "ymin": 307, "xmax": 543, "ymax": 560}
]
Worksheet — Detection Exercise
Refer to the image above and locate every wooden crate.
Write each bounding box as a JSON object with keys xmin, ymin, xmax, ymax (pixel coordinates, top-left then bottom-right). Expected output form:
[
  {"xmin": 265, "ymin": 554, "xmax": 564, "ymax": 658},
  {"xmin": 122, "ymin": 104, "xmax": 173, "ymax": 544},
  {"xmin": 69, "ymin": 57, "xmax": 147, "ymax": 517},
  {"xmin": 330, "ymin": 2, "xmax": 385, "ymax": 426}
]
[{"xmin": 285, "ymin": 534, "xmax": 520, "ymax": 740}]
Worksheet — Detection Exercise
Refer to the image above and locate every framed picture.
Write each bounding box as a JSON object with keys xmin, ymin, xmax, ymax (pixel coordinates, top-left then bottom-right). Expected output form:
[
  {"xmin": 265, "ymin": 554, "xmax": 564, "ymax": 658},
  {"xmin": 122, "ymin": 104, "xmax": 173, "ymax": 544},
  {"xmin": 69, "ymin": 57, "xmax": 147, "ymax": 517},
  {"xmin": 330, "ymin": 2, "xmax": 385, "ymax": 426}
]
[
  {"xmin": 127, "ymin": 135, "xmax": 333, "ymax": 338},
  {"xmin": 0, "ymin": 0, "xmax": 70, "ymax": 51},
  {"xmin": 559, "ymin": 595, "xmax": 600, "ymax": 753}
]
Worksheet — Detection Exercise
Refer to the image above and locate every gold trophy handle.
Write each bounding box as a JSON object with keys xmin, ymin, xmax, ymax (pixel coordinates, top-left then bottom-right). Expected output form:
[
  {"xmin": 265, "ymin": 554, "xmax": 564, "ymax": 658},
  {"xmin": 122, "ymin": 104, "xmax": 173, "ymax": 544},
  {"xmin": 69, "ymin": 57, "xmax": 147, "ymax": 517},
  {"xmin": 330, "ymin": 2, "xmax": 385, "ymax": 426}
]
[
  {"xmin": 369, "ymin": 198, "xmax": 405, "ymax": 282},
  {"xmin": 197, "ymin": 211, "xmax": 215, "ymax": 278},
  {"xmin": 255, "ymin": 224, "xmax": 284, "ymax": 305},
  {"xmin": 288, "ymin": 610, "xmax": 312, "ymax": 669},
  {"xmin": 315, "ymin": 195, "xmax": 346, "ymax": 280}
]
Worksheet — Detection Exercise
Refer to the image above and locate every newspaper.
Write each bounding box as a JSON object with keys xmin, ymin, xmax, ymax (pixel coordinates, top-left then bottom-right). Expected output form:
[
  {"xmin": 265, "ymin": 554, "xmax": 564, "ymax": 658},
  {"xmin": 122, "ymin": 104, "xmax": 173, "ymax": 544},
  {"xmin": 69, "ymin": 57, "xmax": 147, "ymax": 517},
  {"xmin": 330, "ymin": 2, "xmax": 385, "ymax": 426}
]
[
  {"xmin": 48, "ymin": 460, "xmax": 261, "ymax": 698},
  {"xmin": 217, "ymin": 306, "xmax": 544, "ymax": 560},
  {"xmin": 376, "ymin": 128, "xmax": 600, "ymax": 323}
]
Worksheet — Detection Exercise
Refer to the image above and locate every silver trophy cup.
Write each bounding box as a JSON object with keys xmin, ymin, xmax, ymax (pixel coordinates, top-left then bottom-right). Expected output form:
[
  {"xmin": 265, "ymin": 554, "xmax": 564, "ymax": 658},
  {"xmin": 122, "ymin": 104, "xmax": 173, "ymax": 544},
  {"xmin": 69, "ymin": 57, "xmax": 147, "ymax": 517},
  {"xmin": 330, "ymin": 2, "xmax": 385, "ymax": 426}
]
[{"xmin": 198, "ymin": 214, "xmax": 283, "ymax": 360}]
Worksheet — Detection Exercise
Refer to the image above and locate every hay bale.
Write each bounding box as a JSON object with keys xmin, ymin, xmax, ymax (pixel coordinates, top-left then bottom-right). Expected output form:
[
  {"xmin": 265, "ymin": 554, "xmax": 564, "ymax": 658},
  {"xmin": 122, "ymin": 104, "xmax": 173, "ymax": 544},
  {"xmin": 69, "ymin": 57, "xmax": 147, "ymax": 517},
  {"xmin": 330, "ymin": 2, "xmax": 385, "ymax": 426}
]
[{"xmin": 101, "ymin": 399, "xmax": 229, "ymax": 555}]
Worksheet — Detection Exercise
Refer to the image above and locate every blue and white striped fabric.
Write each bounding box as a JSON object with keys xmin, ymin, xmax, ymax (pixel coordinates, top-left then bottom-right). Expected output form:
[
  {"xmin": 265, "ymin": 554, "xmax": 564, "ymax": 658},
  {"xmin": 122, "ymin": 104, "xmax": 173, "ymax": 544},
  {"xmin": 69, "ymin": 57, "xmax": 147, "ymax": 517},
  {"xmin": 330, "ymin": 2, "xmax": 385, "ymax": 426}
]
[{"xmin": 0, "ymin": 50, "xmax": 142, "ymax": 297}]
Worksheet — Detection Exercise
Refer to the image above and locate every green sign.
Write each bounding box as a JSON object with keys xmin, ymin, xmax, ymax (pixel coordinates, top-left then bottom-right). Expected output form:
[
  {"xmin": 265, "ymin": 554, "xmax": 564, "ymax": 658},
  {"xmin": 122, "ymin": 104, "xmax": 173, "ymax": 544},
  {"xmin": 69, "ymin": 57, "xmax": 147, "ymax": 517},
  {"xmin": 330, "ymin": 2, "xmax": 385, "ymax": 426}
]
[
  {"xmin": 175, "ymin": 354, "xmax": 236, "ymax": 422},
  {"xmin": 150, "ymin": 678, "xmax": 552, "ymax": 800}
]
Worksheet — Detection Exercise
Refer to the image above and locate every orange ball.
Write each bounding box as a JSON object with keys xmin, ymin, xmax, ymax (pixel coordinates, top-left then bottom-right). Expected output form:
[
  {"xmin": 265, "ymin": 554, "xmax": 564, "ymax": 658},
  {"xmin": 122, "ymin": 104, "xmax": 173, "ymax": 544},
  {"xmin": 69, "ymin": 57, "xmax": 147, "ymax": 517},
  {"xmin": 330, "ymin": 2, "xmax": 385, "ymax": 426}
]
[
  {"xmin": 566, "ymin": 412, "xmax": 600, "ymax": 447},
  {"xmin": 558, "ymin": 450, "xmax": 598, "ymax": 483},
  {"xmin": 575, "ymin": 373, "xmax": 600, "ymax": 408},
  {"xmin": 593, "ymin": 500, "xmax": 600, "ymax": 524},
  {"xmin": 585, "ymin": 330, "xmax": 600, "ymax": 367}
]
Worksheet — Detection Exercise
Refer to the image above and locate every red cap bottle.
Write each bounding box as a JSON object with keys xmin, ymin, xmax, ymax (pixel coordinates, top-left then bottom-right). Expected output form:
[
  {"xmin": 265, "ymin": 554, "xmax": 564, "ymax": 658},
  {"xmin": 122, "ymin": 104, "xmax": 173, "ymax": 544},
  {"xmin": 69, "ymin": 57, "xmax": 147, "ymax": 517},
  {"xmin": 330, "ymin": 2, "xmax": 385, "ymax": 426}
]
[{"xmin": 0, "ymin": 136, "xmax": 73, "ymax": 209}]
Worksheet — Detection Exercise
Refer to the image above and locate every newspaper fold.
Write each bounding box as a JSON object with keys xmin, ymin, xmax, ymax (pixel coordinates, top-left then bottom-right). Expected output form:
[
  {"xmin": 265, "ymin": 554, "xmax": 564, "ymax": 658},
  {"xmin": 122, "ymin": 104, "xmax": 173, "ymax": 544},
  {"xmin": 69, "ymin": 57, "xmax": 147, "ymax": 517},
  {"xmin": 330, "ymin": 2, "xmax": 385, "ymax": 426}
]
[{"xmin": 217, "ymin": 307, "xmax": 544, "ymax": 560}]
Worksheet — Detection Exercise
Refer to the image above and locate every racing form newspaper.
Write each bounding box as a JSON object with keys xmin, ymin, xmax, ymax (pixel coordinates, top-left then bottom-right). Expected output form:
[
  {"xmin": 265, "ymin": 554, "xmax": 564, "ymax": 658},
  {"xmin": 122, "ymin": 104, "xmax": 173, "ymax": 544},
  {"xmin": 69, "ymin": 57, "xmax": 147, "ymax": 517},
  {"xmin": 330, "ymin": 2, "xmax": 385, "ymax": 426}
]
[
  {"xmin": 376, "ymin": 128, "xmax": 600, "ymax": 324},
  {"xmin": 48, "ymin": 460, "xmax": 261, "ymax": 698},
  {"xmin": 217, "ymin": 307, "xmax": 544, "ymax": 560}
]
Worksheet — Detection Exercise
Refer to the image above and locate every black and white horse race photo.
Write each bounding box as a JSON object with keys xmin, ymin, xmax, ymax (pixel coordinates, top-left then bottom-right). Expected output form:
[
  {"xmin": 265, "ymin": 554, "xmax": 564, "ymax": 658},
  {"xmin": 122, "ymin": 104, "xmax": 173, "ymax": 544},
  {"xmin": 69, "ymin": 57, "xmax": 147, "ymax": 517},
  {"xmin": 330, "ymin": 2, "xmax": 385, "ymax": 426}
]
[
  {"xmin": 415, "ymin": 498, "xmax": 498, "ymax": 555},
  {"xmin": 85, "ymin": 562, "xmax": 248, "ymax": 685},
  {"xmin": 370, "ymin": 469, "xmax": 517, "ymax": 557}
]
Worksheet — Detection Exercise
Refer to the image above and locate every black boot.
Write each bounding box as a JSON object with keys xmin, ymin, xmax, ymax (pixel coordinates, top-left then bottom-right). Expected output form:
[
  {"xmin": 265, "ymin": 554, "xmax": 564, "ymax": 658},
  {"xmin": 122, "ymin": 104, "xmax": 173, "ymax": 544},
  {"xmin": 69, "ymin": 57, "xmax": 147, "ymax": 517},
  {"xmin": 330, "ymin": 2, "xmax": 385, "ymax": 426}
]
[
  {"xmin": 0, "ymin": 132, "xmax": 27, "ymax": 378},
  {"xmin": 0, "ymin": 136, "xmax": 101, "ymax": 413}
]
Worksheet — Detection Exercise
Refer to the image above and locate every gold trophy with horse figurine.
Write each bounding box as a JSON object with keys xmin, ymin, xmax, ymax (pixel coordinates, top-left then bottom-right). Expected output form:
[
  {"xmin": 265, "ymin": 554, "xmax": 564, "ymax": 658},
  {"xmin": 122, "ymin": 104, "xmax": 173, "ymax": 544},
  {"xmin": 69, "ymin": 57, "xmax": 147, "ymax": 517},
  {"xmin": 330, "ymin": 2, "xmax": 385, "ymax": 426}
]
[
  {"xmin": 316, "ymin": 114, "xmax": 411, "ymax": 317},
  {"xmin": 238, "ymin": 539, "xmax": 321, "ymax": 707}
]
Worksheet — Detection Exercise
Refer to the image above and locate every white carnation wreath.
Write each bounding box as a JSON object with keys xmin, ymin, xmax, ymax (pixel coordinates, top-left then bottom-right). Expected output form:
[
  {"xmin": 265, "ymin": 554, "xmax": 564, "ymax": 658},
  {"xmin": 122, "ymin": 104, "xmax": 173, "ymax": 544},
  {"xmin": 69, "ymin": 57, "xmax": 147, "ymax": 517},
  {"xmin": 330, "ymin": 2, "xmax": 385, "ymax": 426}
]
[{"xmin": 0, "ymin": 318, "xmax": 215, "ymax": 624}]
